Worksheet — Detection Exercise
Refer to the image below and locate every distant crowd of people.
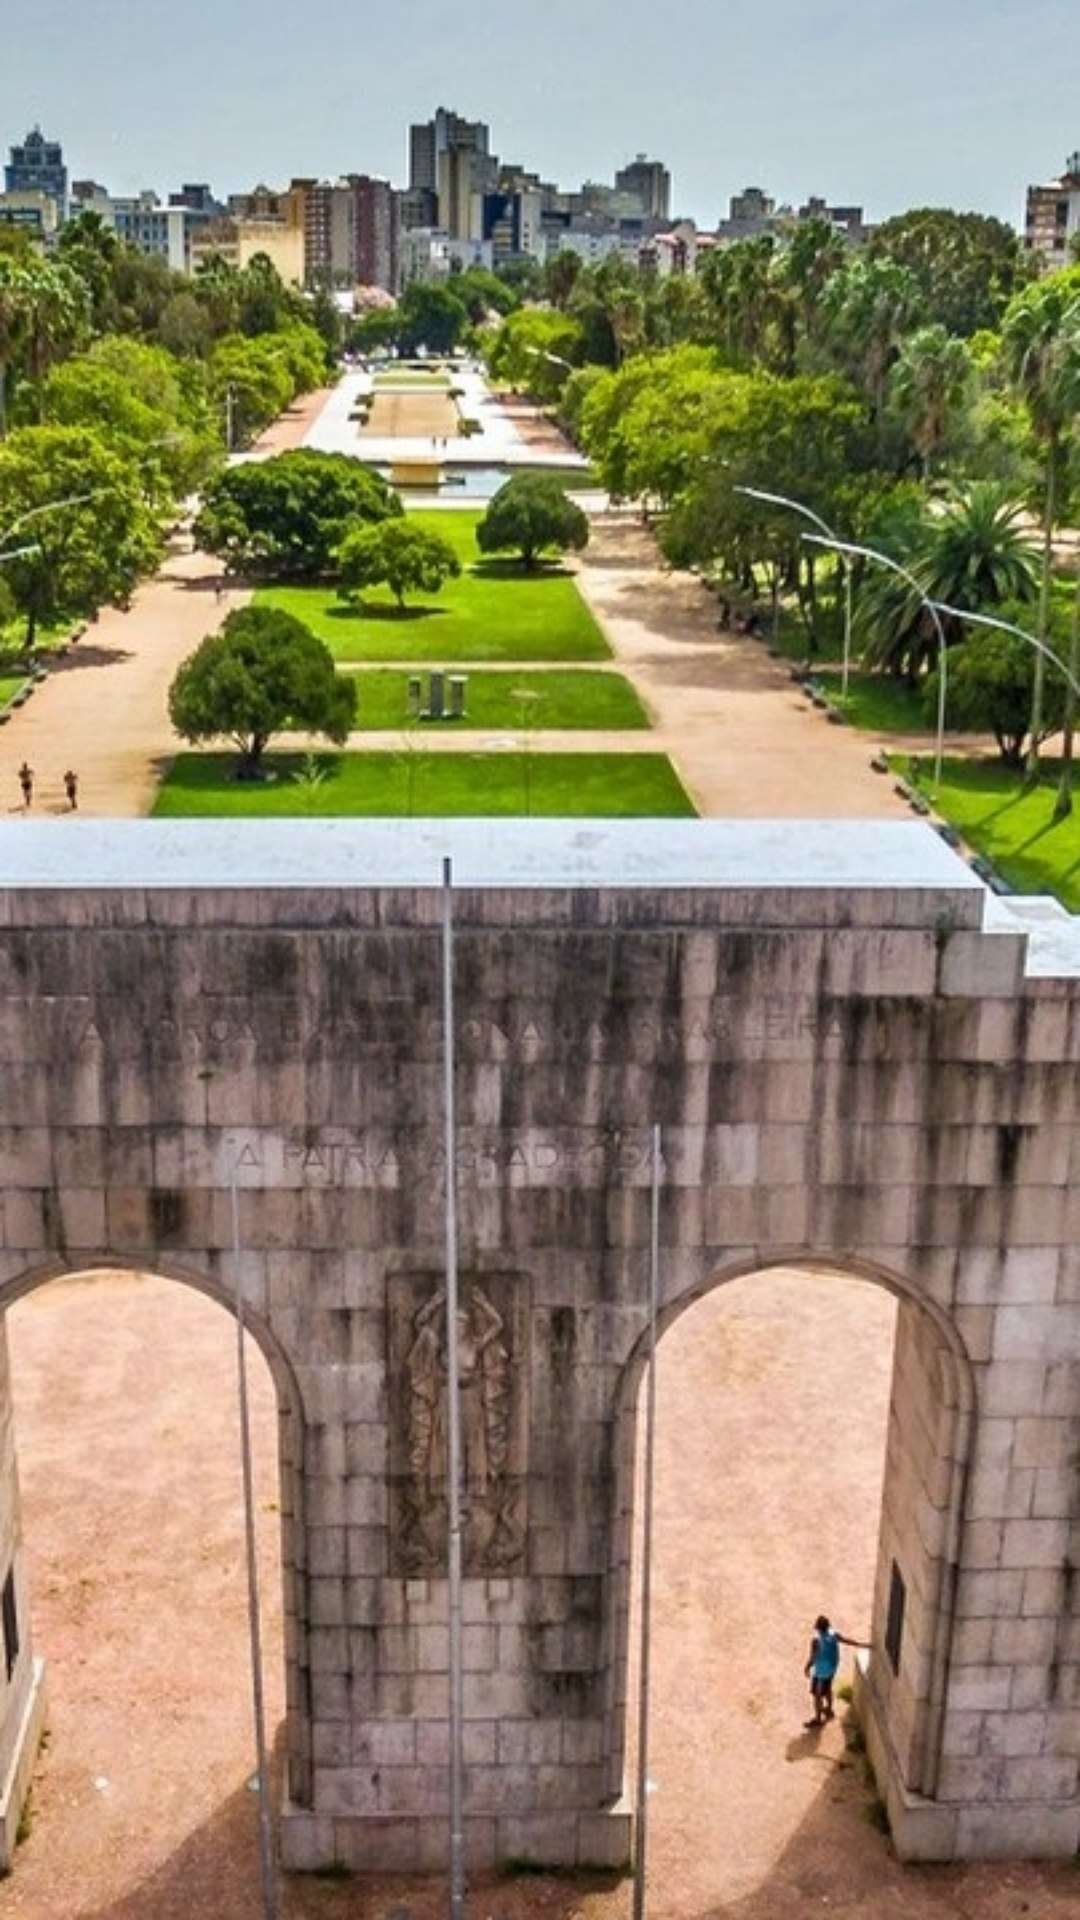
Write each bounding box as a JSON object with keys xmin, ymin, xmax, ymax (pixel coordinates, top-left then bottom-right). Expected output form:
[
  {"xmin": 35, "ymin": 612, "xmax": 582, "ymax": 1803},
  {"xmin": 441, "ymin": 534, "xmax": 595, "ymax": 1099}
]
[{"xmin": 17, "ymin": 763, "xmax": 78, "ymax": 811}]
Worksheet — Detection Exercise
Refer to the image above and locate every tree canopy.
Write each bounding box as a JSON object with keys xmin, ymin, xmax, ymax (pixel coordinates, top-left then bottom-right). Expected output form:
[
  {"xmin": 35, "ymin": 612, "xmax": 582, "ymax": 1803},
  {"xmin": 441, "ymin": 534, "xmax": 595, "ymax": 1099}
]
[
  {"xmin": 168, "ymin": 605, "xmax": 357, "ymax": 774},
  {"xmin": 193, "ymin": 450, "xmax": 401, "ymax": 579},
  {"xmin": 337, "ymin": 518, "xmax": 461, "ymax": 610},
  {"xmin": 0, "ymin": 425, "xmax": 160, "ymax": 646},
  {"xmin": 476, "ymin": 474, "xmax": 589, "ymax": 570}
]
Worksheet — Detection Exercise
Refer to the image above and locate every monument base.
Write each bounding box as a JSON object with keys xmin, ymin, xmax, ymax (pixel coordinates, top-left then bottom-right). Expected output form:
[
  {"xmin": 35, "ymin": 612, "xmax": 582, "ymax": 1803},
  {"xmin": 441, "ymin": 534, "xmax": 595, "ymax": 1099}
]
[
  {"xmin": 280, "ymin": 1801, "xmax": 633, "ymax": 1875},
  {"xmin": 0, "ymin": 1657, "xmax": 47, "ymax": 1872},
  {"xmin": 855, "ymin": 1662, "xmax": 1080, "ymax": 1862}
]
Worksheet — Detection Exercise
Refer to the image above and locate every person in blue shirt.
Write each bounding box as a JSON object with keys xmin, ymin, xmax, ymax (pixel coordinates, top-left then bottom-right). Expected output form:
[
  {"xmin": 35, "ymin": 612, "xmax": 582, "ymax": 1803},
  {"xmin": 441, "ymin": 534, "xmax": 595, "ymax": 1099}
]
[{"xmin": 803, "ymin": 1614, "xmax": 866, "ymax": 1728}]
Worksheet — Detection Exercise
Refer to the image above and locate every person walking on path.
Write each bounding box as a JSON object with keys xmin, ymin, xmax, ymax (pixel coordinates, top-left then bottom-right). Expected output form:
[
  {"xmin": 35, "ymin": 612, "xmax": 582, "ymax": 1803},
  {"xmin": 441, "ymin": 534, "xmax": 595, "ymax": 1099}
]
[
  {"xmin": 18, "ymin": 762, "xmax": 33, "ymax": 810},
  {"xmin": 63, "ymin": 769, "xmax": 78, "ymax": 811},
  {"xmin": 803, "ymin": 1614, "xmax": 867, "ymax": 1728}
]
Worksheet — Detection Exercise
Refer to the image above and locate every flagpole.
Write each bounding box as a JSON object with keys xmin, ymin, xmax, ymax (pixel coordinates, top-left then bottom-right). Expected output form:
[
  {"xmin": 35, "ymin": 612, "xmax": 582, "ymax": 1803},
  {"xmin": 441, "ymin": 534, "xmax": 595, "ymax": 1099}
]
[
  {"xmin": 633, "ymin": 1124, "xmax": 661, "ymax": 1920},
  {"xmin": 442, "ymin": 857, "xmax": 466, "ymax": 1920},
  {"xmin": 231, "ymin": 1178, "xmax": 279, "ymax": 1920}
]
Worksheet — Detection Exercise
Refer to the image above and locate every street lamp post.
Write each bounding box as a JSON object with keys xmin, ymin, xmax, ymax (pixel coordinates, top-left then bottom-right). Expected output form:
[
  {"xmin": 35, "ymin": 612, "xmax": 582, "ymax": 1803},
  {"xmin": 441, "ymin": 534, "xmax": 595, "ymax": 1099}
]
[
  {"xmin": 734, "ymin": 486, "xmax": 854, "ymax": 695},
  {"xmin": 804, "ymin": 533, "xmax": 950, "ymax": 789},
  {"xmin": 931, "ymin": 600, "xmax": 1080, "ymax": 815},
  {"xmin": 0, "ymin": 489, "xmax": 108, "ymax": 550}
]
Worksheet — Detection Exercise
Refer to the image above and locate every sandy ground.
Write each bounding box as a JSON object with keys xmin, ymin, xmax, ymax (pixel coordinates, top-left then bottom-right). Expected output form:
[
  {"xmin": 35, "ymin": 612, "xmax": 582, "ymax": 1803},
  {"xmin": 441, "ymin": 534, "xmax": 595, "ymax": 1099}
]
[
  {"xmin": 3, "ymin": 1269, "xmax": 1076, "ymax": 1920},
  {"xmin": 574, "ymin": 516, "xmax": 909, "ymax": 820},
  {"xmin": 361, "ymin": 389, "xmax": 460, "ymax": 442}
]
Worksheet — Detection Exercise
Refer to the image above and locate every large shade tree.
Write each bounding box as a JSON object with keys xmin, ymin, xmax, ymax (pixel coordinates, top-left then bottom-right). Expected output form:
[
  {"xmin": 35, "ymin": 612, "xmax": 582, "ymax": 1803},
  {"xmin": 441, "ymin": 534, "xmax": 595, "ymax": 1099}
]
[
  {"xmin": 476, "ymin": 473, "xmax": 589, "ymax": 571},
  {"xmin": 194, "ymin": 449, "xmax": 401, "ymax": 578},
  {"xmin": 337, "ymin": 519, "xmax": 460, "ymax": 610},
  {"xmin": 168, "ymin": 605, "xmax": 357, "ymax": 776},
  {"xmin": 0, "ymin": 425, "xmax": 160, "ymax": 646}
]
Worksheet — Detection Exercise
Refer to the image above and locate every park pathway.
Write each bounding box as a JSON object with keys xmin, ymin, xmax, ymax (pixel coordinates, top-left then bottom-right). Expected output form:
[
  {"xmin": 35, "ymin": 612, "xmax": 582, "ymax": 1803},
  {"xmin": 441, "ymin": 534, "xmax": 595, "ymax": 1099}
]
[
  {"xmin": 0, "ymin": 388, "xmax": 331, "ymax": 819},
  {"xmin": 573, "ymin": 514, "xmax": 909, "ymax": 819}
]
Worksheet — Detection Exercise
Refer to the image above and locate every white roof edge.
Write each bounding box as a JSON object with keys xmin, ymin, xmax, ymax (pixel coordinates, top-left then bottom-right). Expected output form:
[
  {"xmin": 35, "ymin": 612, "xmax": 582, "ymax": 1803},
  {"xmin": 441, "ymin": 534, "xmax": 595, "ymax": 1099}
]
[{"xmin": 0, "ymin": 819, "xmax": 987, "ymax": 894}]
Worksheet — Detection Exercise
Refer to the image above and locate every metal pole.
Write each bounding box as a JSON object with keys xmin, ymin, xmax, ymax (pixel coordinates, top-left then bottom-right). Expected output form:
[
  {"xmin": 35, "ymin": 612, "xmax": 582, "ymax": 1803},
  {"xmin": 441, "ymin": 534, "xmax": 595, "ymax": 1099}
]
[
  {"xmin": 442, "ymin": 857, "xmax": 466, "ymax": 1920},
  {"xmin": 842, "ymin": 561, "xmax": 854, "ymax": 701},
  {"xmin": 931, "ymin": 607, "xmax": 948, "ymax": 791},
  {"xmin": 633, "ymin": 1124, "xmax": 661, "ymax": 1920},
  {"xmin": 230, "ymin": 1180, "xmax": 279, "ymax": 1920}
]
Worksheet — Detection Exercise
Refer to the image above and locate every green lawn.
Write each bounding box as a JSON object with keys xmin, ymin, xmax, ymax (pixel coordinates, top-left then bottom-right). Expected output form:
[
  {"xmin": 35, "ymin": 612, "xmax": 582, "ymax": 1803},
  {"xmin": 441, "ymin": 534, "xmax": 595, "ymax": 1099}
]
[
  {"xmin": 255, "ymin": 511, "xmax": 609, "ymax": 663},
  {"xmin": 154, "ymin": 751, "xmax": 694, "ymax": 818},
  {"xmin": 815, "ymin": 670, "xmax": 928, "ymax": 733},
  {"xmin": 347, "ymin": 668, "xmax": 648, "ymax": 730},
  {"xmin": 900, "ymin": 753, "xmax": 1080, "ymax": 908},
  {"xmin": 372, "ymin": 370, "xmax": 451, "ymax": 388},
  {"xmin": 0, "ymin": 674, "xmax": 26, "ymax": 712}
]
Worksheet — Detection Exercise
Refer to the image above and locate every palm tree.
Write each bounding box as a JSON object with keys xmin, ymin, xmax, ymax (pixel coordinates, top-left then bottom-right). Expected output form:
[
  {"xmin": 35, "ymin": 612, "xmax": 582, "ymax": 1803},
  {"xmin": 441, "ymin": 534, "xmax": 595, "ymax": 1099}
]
[
  {"xmin": 889, "ymin": 324, "xmax": 973, "ymax": 477},
  {"xmin": 822, "ymin": 257, "xmax": 924, "ymax": 444},
  {"xmin": 1001, "ymin": 278, "xmax": 1080, "ymax": 774},
  {"xmin": 0, "ymin": 261, "xmax": 28, "ymax": 437},
  {"xmin": 859, "ymin": 483, "xmax": 1040, "ymax": 679}
]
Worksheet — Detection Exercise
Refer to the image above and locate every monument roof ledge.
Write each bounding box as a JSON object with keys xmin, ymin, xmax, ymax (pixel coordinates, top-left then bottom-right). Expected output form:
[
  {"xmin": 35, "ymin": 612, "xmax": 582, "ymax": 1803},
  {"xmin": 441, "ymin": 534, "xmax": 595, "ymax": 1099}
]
[
  {"xmin": 0, "ymin": 818, "xmax": 999, "ymax": 933},
  {"xmin": 0, "ymin": 817, "xmax": 984, "ymax": 895}
]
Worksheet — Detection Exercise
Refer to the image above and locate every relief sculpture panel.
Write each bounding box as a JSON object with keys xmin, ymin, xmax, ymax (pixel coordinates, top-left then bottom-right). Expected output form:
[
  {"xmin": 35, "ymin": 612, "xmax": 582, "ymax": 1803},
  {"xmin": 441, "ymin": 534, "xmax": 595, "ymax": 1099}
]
[{"xmin": 387, "ymin": 1273, "xmax": 529, "ymax": 1576}]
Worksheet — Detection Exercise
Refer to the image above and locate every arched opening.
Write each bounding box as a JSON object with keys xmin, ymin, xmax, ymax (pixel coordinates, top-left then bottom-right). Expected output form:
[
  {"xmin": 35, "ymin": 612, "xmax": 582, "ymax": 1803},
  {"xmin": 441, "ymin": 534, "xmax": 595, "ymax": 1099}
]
[
  {"xmin": 606, "ymin": 1256, "xmax": 974, "ymax": 1908},
  {"xmin": 0, "ymin": 1258, "xmax": 310, "ymax": 1906}
]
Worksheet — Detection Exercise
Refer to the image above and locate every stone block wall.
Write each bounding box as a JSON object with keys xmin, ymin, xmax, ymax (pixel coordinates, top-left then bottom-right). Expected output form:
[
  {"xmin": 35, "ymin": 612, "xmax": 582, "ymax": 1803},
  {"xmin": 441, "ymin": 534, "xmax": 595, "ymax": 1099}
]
[{"xmin": 0, "ymin": 870, "xmax": 1076, "ymax": 1865}]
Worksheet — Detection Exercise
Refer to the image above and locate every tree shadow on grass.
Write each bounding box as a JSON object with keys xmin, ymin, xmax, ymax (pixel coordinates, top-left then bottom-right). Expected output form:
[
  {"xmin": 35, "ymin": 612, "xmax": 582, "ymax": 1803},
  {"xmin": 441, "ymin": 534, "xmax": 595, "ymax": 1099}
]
[
  {"xmin": 469, "ymin": 559, "xmax": 573, "ymax": 583},
  {"xmin": 321, "ymin": 603, "xmax": 448, "ymax": 623}
]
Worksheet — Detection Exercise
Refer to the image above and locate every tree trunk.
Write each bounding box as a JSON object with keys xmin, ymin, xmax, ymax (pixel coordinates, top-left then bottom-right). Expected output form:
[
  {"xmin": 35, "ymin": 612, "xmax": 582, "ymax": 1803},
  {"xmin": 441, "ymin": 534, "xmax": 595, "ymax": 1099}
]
[
  {"xmin": 1053, "ymin": 571, "xmax": 1080, "ymax": 820},
  {"xmin": 1025, "ymin": 446, "xmax": 1057, "ymax": 783}
]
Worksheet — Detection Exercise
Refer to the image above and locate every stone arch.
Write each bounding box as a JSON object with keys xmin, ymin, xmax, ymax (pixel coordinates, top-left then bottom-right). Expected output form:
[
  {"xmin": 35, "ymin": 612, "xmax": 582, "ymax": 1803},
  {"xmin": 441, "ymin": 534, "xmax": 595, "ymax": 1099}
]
[
  {"xmin": 603, "ymin": 1249, "xmax": 977, "ymax": 1813},
  {"xmin": 0, "ymin": 1253, "xmax": 313, "ymax": 1808}
]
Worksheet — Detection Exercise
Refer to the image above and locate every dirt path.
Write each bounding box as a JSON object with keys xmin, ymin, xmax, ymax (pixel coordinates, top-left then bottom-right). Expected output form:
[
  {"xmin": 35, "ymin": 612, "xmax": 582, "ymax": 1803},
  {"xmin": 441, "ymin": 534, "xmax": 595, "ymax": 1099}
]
[
  {"xmin": 574, "ymin": 517, "xmax": 909, "ymax": 819},
  {"xmin": 5, "ymin": 1268, "xmax": 1076, "ymax": 1920},
  {"xmin": 0, "ymin": 392, "xmax": 329, "ymax": 818}
]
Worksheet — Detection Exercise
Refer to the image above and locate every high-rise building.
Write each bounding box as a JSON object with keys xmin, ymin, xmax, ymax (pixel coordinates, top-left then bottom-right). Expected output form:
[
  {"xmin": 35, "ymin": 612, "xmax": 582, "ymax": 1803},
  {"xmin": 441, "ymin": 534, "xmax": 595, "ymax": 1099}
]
[
  {"xmin": 409, "ymin": 106, "xmax": 491, "ymax": 190},
  {"xmin": 480, "ymin": 188, "xmax": 545, "ymax": 264},
  {"xmin": 5, "ymin": 126, "xmax": 67, "ymax": 218},
  {"xmin": 169, "ymin": 183, "xmax": 225, "ymax": 215},
  {"xmin": 350, "ymin": 175, "xmax": 400, "ymax": 293},
  {"xmin": 399, "ymin": 186, "xmax": 438, "ymax": 232},
  {"xmin": 1025, "ymin": 151, "xmax": 1080, "ymax": 273},
  {"xmin": 409, "ymin": 107, "xmax": 494, "ymax": 236},
  {"xmin": 615, "ymin": 153, "xmax": 671, "ymax": 222}
]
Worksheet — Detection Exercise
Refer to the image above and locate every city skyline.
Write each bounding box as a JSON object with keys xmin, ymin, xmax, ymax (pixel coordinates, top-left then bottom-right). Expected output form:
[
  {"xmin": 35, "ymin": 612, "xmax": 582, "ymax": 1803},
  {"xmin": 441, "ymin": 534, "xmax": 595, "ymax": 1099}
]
[{"xmin": 1, "ymin": 0, "xmax": 1076, "ymax": 227}]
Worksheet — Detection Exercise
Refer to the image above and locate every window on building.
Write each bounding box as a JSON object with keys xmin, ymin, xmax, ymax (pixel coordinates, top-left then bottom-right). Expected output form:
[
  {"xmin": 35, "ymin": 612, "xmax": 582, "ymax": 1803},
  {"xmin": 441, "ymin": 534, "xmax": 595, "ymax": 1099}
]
[
  {"xmin": 885, "ymin": 1561, "xmax": 905, "ymax": 1677},
  {"xmin": 2, "ymin": 1566, "xmax": 18, "ymax": 1682}
]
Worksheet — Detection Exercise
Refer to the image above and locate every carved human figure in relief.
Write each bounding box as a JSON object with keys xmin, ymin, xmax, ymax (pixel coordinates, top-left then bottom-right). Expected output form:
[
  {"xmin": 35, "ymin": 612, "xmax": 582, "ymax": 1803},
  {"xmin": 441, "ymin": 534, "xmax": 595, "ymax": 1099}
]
[{"xmin": 401, "ymin": 1283, "xmax": 519, "ymax": 1569}]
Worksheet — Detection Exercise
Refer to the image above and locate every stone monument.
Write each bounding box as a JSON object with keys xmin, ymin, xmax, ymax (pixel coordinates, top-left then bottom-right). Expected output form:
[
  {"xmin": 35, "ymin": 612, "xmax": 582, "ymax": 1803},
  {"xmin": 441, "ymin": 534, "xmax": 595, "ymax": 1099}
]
[{"xmin": 0, "ymin": 819, "xmax": 1077, "ymax": 1871}]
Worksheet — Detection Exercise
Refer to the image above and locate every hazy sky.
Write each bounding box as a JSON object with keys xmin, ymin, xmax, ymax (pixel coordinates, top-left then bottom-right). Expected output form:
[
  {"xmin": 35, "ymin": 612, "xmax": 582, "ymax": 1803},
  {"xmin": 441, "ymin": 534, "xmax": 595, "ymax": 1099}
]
[{"xmin": 2, "ymin": 0, "xmax": 1076, "ymax": 226}]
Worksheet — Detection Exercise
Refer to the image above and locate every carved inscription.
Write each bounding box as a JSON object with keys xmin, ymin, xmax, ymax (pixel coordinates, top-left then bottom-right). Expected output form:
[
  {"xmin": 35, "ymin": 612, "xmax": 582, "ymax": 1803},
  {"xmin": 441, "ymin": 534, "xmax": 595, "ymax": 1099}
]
[{"xmin": 387, "ymin": 1273, "xmax": 529, "ymax": 1576}]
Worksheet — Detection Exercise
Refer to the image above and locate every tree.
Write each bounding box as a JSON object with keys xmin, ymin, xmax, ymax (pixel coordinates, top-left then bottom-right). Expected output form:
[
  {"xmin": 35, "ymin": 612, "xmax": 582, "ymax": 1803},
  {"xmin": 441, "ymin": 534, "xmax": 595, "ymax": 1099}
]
[
  {"xmin": 868, "ymin": 208, "xmax": 1033, "ymax": 337},
  {"xmin": 476, "ymin": 474, "xmax": 589, "ymax": 571},
  {"xmin": 396, "ymin": 282, "xmax": 467, "ymax": 356},
  {"xmin": 923, "ymin": 625, "xmax": 1065, "ymax": 767},
  {"xmin": 194, "ymin": 449, "xmax": 401, "ymax": 579},
  {"xmin": 546, "ymin": 250, "xmax": 583, "ymax": 310},
  {"xmin": 1001, "ymin": 269, "xmax": 1080, "ymax": 772},
  {"xmin": 888, "ymin": 324, "xmax": 973, "ymax": 476},
  {"xmin": 858, "ymin": 483, "xmax": 1040, "ymax": 679},
  {"xmin": 0, "ymin": 425, "xmax": 160, "ymax": 646},
  {"xmin": 168, "ymin": 605, "xmax": 356, "ymax": 777},
  {"xmin": 337, "ymin": 519, "xmax": 460, "ymax": 610},
  {"xmin": 820, "ymin": 256, "xmax": 924, "ymax": 440},
  {"xmin": 485, "ymin": 308, "xmax": 585, "ymax": 400},
  {"xmin": 41, "ymin": 356, "xmax": 216, "ymax": 502}
]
